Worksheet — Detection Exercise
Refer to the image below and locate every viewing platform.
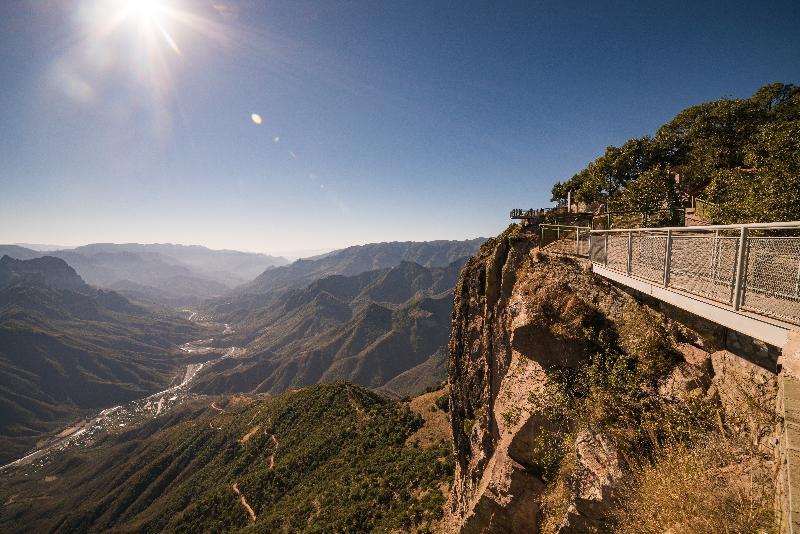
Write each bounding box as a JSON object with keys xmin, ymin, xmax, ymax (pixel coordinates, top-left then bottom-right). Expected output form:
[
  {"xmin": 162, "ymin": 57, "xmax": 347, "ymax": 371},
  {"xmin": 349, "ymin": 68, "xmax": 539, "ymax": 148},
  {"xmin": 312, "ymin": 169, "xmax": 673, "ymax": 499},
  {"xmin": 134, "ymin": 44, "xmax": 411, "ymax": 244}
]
[{"xmin": 531, "ymin": 220, "xmax": 800, "ymax": 347}]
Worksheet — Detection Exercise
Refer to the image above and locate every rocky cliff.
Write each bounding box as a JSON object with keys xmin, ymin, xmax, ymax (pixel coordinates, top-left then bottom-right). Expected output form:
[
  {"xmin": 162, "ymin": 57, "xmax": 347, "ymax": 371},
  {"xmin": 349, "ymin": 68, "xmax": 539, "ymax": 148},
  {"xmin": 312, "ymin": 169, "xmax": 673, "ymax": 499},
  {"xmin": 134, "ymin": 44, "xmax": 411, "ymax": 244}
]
[{"xmin": 446, "ymin": 227, "xmax": 778, "ymax": 532}]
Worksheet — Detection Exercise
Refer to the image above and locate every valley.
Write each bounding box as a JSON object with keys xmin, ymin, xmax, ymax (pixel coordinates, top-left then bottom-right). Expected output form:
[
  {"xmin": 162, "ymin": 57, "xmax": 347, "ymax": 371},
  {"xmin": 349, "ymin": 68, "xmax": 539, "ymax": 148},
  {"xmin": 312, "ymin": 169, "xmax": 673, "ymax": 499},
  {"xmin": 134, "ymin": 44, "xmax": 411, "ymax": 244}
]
[
  {"xmin": 1, "ymin": 317, "xmax": 245, "ymax": 473},
  {"xmin": 0, "ymin": 239, "xmax": 481, "ymax": 477}
]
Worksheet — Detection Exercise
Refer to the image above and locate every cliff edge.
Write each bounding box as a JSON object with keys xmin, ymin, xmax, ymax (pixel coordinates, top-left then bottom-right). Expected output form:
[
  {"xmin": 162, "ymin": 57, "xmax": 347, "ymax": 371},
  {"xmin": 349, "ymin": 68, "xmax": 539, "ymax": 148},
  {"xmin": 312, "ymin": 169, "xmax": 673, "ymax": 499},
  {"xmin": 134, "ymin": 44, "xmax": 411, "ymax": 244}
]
[{"xmin": 446, "ymin": 227, "xmax": 778, "ymax": 532}]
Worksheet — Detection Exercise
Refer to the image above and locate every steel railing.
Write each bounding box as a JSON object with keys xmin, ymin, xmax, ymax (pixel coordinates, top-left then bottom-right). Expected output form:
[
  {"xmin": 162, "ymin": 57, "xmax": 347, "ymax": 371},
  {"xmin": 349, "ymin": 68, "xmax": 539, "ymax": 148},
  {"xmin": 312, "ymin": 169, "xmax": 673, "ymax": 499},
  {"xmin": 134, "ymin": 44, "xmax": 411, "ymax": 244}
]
[
  {"xmin": 540, "ymin": 224, "xmax": 591, "ymax": 257},
  {"xmin": 511, "ymin": 207, "xmax": 563, "ymax": 219},
  {"xmin": 589, "ymin": 222, "xmax": 800, "ymax": 326}
]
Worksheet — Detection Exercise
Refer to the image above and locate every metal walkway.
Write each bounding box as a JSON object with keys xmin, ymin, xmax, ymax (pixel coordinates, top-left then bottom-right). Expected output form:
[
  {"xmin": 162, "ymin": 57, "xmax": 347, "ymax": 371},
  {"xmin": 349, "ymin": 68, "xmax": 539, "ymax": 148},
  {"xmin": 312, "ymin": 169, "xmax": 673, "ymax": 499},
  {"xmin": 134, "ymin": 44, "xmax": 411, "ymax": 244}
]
[{"xmin": 546, "ymin": 221, "xmax": 800, "ymax": 347}]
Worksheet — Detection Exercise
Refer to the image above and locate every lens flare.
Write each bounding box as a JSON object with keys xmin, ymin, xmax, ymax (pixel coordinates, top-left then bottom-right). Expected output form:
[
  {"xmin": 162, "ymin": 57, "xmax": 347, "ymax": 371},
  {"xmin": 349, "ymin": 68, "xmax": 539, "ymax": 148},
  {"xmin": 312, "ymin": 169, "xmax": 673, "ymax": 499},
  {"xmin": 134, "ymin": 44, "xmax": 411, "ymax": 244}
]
[{"xmin": 251, "ymin": 113, "xmax": 262, "ymax": 125}]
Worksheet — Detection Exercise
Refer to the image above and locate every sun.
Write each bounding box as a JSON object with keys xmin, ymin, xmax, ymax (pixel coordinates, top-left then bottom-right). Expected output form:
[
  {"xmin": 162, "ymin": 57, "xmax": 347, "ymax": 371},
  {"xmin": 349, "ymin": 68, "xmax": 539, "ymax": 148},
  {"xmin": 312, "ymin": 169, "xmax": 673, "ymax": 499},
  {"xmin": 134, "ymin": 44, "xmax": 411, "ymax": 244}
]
[
  {"xmin": 121, "ymin": 0, "xmax": 166, "ymax": 27},
  {"xmin": 114, "ymin": 0, "xmax": 181, "ymax": 55}
]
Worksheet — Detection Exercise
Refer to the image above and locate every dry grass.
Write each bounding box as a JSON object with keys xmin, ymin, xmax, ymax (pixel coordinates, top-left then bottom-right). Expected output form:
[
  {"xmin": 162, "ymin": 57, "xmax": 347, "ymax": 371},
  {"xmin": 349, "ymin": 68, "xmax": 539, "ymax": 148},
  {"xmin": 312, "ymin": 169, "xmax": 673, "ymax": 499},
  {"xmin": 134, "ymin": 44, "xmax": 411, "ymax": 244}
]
[
  {"xmin": 613, "ymin": 435, "xmax": 775, "ymax": 534},
  {"xmin": 405, "ymin": 386, "xmax": 451, "ymax": 448}
]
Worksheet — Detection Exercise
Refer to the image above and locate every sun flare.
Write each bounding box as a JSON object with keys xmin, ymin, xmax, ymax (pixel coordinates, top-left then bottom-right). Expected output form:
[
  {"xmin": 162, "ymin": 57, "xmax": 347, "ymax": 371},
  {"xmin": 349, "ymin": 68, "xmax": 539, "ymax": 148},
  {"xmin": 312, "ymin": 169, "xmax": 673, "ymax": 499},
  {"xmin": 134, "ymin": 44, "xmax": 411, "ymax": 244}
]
[
  {"xmin": 122, "ymin": 0, "xmax": 165, "ymax": 26},
  {"xmin": 115, "ymin": 0, "xmax": 181, "ymax": 54}
]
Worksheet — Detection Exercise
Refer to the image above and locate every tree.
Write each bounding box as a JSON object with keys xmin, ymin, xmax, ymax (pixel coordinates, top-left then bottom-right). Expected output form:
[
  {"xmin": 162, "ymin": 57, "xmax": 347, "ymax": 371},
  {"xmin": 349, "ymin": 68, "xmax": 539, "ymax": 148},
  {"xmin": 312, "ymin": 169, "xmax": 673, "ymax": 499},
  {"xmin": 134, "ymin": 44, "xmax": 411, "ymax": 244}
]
[
  {"xmin": 706, "ymin": 120, "xmax": 800, "ymax": 223},
  {"xmin": 551, "ymin": 83, "xmax": 800, "ymax": 224},
  {"xmin": 617, "ymin": 165, "xmax": 678, "ymax": 215}
]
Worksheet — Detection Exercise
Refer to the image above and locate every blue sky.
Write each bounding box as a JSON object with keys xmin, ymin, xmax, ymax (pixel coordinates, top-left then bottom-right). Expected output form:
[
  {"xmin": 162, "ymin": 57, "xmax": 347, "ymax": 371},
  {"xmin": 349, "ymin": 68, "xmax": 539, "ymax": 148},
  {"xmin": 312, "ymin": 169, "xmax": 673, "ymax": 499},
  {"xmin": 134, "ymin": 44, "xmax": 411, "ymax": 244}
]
[{"xmin": 0, "ymin": 0, "xmax": 798, "ymax": 254}]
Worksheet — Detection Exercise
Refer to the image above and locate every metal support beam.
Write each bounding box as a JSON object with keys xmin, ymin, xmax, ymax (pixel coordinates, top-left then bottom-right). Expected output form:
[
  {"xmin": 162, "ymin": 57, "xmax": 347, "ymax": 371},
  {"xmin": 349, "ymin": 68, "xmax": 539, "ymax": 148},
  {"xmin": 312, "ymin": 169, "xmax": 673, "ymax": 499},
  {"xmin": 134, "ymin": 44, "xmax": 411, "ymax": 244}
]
[
  {"xmin": 795, "ymin": 255, "xmax": 800, "ymax": 298},
  {"xmin": 626, "ymin": 231, "xmax": 632, "ymax": 275},
  {"xmin": 733, "ymin": 227, "xmax": 749, "ymax": 311},
  {"xmin": 663, "ymin": 229, "xmax": 672, "ymax": 287}
]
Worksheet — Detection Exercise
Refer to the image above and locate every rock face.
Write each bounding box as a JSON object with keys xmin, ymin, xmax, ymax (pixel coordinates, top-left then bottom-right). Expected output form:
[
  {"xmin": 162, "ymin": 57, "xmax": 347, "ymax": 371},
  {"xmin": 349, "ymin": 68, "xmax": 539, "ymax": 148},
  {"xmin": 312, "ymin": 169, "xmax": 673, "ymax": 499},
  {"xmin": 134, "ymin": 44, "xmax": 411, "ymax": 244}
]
[
  {"xmin": 445, "ymin": 229, "xmax": 775, "ymax": 532},
  {"xmin": 447, "ymin": 232, "xmax": 641, "ymax": 531}
]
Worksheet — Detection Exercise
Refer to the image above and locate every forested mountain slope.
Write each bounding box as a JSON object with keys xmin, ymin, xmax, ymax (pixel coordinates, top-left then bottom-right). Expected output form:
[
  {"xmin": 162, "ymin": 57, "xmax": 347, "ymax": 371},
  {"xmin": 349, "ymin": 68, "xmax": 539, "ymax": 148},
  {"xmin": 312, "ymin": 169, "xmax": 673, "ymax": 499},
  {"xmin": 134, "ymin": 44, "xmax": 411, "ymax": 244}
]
[
  {"xmin": 0, "ymin": 383, "xmax": 453, "ymax": 533},
  {"xmin": 192, "ymin": 259, "xmax": 465, "ymax": 398}
]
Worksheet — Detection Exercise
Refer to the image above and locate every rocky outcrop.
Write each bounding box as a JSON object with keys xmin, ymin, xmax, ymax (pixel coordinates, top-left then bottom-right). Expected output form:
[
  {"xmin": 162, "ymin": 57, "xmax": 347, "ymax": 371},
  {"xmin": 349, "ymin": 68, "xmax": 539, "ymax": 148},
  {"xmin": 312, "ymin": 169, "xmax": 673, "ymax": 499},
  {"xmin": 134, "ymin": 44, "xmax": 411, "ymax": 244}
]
[
  {"xmin": 0, "ymin": 255, "xmax": 89, "ymax": 292},
  {"xmin": 445, "ymin": 228, "xmax": 780, "ymax": 532},
  {"xmin": 447, "ymin": 231, "xmax": 642, "ymax": 531}
]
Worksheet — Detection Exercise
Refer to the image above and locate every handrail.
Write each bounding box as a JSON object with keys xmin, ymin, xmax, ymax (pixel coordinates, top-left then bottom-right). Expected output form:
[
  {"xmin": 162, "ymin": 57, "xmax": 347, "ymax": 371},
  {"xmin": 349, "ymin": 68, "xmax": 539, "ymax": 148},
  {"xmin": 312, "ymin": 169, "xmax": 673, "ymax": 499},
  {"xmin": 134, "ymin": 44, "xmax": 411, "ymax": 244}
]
[
  {"xmin": 540, "ymin": 224, "xmax": 591, "ymax": 230},
  {"xmin": 510, "ymin": 207, "xmax": 561, "ymax": 218},
  {"xmin": 590, "ymin": 221, "xmax": 800, "ymax": 234},
  {"xmin": 511, "ymin": 206, "xmax": 595, "ymax": 219},
  {"xmin": 540, "ymin": 223, "xmax": 591, "ymax": 257},
  {"xmin": 588, "ymin": 221, "xmax": 800, "ymax": 327}
]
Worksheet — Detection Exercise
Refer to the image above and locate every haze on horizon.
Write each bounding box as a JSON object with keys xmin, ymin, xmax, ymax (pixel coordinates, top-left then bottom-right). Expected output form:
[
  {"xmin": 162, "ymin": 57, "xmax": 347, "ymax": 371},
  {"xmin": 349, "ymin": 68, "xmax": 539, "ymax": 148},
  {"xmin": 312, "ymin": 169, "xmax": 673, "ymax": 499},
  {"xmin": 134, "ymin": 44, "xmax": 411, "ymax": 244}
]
[{"xmin": 1, "ymin": 0, "xmax": 799, "ymax": 254}]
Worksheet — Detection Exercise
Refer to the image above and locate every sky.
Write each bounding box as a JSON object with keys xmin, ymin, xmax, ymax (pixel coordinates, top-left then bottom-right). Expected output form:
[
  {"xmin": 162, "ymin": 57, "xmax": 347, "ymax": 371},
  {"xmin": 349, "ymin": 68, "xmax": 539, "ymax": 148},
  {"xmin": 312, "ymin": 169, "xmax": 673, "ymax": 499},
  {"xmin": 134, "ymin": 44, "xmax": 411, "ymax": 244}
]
[{"xmin": 0, "ymin": 0, "xmax": 798, "ymax": 255}]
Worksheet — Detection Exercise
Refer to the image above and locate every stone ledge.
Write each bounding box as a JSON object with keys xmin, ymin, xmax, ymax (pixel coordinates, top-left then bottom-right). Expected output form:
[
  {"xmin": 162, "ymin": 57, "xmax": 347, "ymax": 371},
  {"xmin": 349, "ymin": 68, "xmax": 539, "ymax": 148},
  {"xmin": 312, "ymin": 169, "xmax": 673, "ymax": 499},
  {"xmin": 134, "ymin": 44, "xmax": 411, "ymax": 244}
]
[{"xmin": 780, "ymin": 330, "xmax": 800, "ymax": 534}]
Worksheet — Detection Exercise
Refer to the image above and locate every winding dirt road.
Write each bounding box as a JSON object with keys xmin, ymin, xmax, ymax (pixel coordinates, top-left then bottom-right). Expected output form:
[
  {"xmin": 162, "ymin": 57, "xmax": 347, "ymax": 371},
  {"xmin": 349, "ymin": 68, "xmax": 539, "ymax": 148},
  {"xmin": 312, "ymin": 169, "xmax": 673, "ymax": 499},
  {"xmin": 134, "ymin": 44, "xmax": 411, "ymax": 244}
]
[
  {"xmin": 268, "ymin": 434, "xmax": 278, "ymax": 470},
  {"xmin": 232, "ymin": 482, "xmax": 257, "ymax": 523}
]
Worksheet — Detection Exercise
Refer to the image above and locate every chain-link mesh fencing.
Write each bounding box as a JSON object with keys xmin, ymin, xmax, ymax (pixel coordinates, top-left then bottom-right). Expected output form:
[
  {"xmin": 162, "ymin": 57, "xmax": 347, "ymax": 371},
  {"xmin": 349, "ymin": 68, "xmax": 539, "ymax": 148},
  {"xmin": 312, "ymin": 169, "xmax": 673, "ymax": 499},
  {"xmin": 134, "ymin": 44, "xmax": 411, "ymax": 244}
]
[
  {"xmin": 589, "ymin": 225, "xmax": 800, "ymax": 326},
  {"xmin": 742, "ymin": 237, "xmax": 800, "ymax": 323},
  {"xmin": 540, "ymin": 225, "xmax": 591, "ymax": 257}
]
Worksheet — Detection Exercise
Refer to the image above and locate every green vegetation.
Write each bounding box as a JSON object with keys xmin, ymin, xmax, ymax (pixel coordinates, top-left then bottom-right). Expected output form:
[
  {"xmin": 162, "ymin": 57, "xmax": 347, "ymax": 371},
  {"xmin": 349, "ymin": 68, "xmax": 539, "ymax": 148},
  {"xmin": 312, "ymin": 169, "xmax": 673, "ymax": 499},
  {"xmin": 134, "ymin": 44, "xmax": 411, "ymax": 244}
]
[
  {"xmin": 525, "ymin": 300, "xmax": 774, "ymax": 532},
  {"xmin": 434, "ymin": 392, "xmax": 450, "ymax": 412},
  {"xmin": 0, "ymin": 383, "xmax": 454, "ymax": 533},
  {"xmin": 551, "ymin": 83, "xmax": 800, "ymax": 223}
]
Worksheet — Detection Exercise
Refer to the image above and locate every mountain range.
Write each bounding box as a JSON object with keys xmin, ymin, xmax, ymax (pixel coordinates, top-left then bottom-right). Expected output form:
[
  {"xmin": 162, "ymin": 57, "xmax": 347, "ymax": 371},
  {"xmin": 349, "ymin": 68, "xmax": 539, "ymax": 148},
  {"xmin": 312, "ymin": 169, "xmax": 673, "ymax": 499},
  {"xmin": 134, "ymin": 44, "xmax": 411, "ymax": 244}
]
[
  {"xmin": 0, "ymin": 244, "xmax": 288, "ymax": 307},
  {"xmin": 0, "ymin": 238, "xmax": 484, "ymax": 465},
  {"xmin": 193, "ymin": 258, "xmax": 467, "ymax": 398},
  {"xmin": 209, "ymin": 238, "xmax": 485, "ymax": 320}
]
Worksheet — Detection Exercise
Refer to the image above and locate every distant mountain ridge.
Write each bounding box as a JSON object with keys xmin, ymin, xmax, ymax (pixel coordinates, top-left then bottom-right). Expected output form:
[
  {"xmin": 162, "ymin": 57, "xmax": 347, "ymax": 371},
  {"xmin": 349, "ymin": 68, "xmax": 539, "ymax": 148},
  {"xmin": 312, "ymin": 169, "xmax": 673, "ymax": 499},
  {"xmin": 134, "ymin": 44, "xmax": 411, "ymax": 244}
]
[
  {"xmin": 210, "ymin": 238, "xmax": 485, "ymax": 318},
  {"xmin": 0, "ymin": 243, "xmax": 289, "ymax": 307},
  {"xmin": 243, "ymin": 238, "xmax": 485, "ymax": 293},
  {"xmin": 0, "ymin": 255, "xmax": 88, "ymax": 293}
]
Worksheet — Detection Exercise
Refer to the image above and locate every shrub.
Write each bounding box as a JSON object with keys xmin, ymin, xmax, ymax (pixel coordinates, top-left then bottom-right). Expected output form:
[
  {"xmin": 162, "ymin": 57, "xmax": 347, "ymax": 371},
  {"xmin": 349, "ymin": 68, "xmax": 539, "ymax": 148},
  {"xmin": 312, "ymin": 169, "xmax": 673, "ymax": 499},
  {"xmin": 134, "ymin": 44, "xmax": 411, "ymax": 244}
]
[
  {"xmin": 616, "ymin": 302, "xmax": 679, "ymax": 384},
  {"xmin": 434, "ymin": 392, "xmax": 450, "ymax": 412}
]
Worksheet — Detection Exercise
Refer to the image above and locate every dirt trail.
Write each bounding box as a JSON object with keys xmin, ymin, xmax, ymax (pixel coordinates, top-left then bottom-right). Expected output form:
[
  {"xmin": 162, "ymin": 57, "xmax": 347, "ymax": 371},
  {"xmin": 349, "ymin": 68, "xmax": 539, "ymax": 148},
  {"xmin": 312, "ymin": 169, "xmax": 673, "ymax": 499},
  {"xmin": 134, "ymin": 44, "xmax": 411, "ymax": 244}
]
[
  {"xmin": 247, "ymin": 410, "xmax": 260, "ymax": 426},
  {"xmin": 240, "ymin": 425, "xmax": 261, "ymax": 444},
  {"xmin": 268, "ymin": 434, "xmax": 278, "ymax": 470},
  {"xmin": 232, "ymin": 482, "xmax": 257, "ymax": 523},
  {"xmin": 307, "ymin": 498, "xmax": 322, "ymax": 527},
  {"xmin": 346, "ymin": 388, "xmax": 368, "ymax": 420},
  {"xmin": 210, "ymin": 401, "xmax": 225, "ymax": 412}
]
